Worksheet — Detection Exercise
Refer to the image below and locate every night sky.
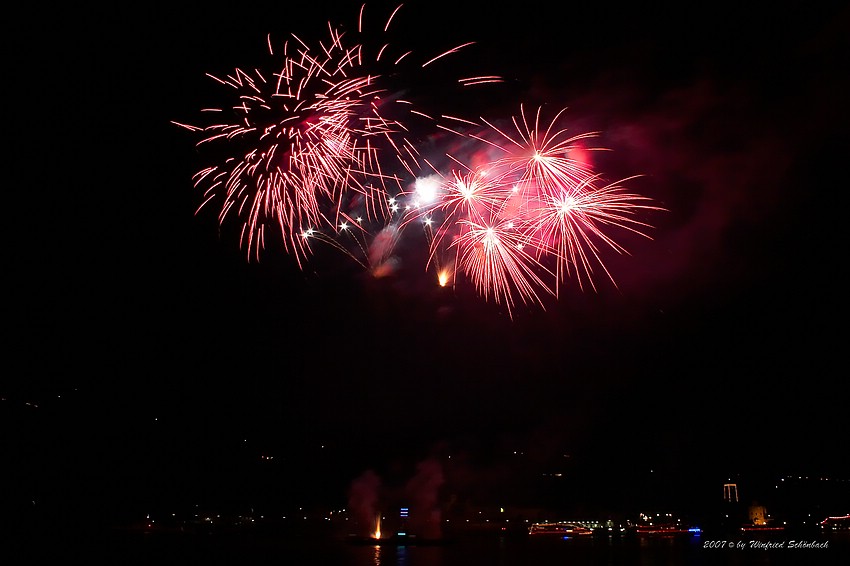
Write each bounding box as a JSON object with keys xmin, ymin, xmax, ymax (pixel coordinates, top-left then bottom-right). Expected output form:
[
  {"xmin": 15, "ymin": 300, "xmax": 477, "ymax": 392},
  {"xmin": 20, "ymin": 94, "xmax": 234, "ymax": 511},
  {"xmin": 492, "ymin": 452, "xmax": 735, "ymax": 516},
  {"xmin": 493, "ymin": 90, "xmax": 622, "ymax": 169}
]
[{"xmin": 5, "ymin": 1, "xmax": 849, "ymax": 527}]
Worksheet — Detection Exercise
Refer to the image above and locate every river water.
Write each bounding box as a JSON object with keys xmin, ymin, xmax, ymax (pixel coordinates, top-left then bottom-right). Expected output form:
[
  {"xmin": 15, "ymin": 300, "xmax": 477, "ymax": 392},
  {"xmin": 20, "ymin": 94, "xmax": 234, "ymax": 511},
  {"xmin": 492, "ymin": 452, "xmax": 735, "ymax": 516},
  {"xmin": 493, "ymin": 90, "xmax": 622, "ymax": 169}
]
[{"xmin": 12, "ymin": 528, "xmax": 849, "ymax": 566}]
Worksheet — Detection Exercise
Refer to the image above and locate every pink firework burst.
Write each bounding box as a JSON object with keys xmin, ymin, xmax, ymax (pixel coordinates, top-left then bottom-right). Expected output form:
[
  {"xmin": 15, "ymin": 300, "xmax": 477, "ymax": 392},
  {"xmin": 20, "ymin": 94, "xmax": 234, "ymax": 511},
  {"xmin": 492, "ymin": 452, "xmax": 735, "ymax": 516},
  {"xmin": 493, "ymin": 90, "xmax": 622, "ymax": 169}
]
[
  {"xmin": 399, "ymin": 104, "xmax": 661, "ymax": 312},
  {"xmin": 476, "ymin": 105, "xmax": 663, "ymax": 293}
]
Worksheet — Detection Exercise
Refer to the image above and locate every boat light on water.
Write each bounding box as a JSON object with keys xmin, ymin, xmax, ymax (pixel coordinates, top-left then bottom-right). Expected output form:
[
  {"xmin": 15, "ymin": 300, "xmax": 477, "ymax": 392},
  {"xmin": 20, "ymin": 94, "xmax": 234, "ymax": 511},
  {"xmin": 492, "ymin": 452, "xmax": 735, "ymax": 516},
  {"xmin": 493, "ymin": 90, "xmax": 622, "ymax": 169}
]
[{"xmin": 528, "ymin": 522, "xmax": 594, "ymax": 536}]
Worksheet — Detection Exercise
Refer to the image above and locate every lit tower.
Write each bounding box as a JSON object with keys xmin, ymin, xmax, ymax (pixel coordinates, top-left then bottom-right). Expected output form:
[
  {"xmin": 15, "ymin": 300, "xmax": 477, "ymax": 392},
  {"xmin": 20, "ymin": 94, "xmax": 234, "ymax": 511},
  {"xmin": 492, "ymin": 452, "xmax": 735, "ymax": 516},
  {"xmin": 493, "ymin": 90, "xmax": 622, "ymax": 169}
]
[
  {"xmin": 398, "ymin": 507, "xmax": 409, "ymax": 537},
  {"xmin": 721, "ymin": 481, "xmax": 745, "ymax": 530}
]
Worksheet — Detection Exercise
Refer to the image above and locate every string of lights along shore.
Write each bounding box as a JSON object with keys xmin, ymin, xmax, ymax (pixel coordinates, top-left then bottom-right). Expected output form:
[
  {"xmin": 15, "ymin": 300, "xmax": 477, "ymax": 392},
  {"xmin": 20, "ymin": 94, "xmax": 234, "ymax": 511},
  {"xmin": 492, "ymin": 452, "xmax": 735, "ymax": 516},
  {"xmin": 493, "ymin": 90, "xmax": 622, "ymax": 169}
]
[{"xmin": 173, "ymin": 3, "xmax": 663, "ymax": 318}]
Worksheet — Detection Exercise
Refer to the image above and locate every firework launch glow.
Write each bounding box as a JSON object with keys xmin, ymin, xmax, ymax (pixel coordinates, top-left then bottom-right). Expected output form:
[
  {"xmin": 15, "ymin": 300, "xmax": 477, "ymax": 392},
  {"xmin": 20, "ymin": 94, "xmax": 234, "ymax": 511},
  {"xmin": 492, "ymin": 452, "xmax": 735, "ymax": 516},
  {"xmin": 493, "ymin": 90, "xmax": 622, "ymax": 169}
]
[{"xmin": 175, "ymin": 3, "xmax": 662, "ymax": 317}]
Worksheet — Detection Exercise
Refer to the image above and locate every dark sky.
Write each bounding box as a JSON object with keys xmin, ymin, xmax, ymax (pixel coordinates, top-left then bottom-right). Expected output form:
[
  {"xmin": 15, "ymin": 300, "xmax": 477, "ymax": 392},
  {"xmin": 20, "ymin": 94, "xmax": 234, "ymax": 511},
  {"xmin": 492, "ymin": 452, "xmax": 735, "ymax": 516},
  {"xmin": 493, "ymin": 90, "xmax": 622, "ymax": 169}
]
[{"xmin": 5, "ymin": 1, "xmax": 849, "ymax": 523}]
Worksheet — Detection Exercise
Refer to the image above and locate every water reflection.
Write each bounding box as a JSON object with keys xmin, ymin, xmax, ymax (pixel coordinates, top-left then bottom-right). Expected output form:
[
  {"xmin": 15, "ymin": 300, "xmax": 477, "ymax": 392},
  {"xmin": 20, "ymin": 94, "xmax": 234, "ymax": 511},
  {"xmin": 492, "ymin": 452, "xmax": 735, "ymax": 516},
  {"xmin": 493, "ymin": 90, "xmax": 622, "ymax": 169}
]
[{"xmin": 368, "ymin": 544, "xmax": 413, "ymax": 566}]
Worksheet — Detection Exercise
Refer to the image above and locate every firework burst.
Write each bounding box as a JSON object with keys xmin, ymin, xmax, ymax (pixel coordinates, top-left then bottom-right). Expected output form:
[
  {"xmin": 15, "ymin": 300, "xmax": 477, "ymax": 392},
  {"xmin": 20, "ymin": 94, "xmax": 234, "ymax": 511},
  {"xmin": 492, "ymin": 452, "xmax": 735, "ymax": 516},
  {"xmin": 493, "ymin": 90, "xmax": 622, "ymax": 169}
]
[
  {"xmin": 481, "ymin": 105, "xmax": 663, "ymax": 294},
  {"xmin": 173, "ymin": 3, "xmax": 492, "ymax": 270},
  {"xmin": 398, "ymin": 103, "xmax": 662, "ymax": 316}
]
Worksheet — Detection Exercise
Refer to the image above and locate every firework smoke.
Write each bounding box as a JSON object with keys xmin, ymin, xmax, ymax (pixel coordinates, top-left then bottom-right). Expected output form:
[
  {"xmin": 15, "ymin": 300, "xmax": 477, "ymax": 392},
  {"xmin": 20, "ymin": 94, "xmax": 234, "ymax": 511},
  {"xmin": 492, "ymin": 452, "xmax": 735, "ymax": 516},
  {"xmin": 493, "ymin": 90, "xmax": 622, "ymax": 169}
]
[{"xmin": 348, "ymin": 469, "xmax": 382, "ymax": 537}]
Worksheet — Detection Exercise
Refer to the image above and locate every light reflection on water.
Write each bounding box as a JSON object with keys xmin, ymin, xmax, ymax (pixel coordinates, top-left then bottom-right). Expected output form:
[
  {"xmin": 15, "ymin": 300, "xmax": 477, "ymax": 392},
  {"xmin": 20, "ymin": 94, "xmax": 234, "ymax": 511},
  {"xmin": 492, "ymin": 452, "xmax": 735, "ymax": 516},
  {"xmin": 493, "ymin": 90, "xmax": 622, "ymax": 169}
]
[{"xmin": 370, "ymin": 544, "xmax": 412, "ymax": 566}]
